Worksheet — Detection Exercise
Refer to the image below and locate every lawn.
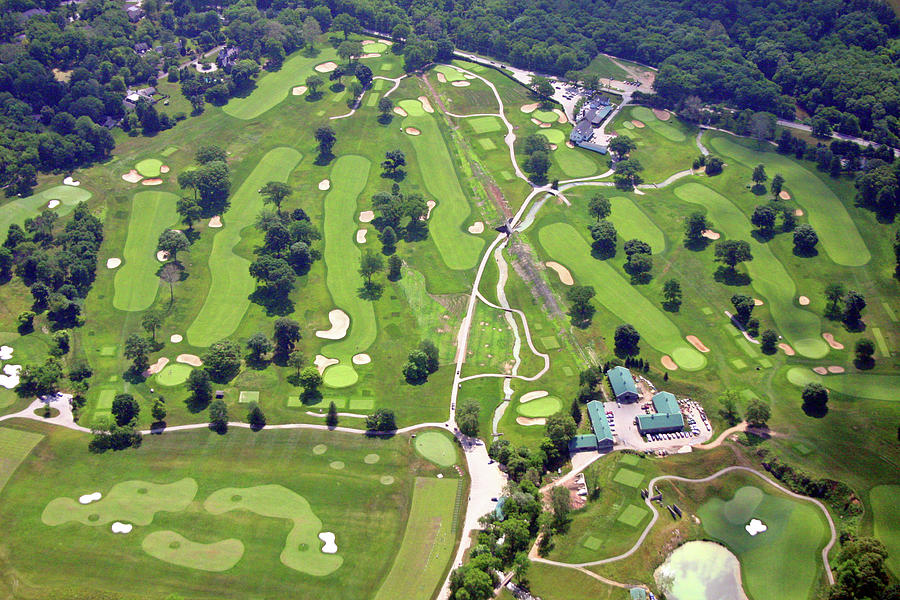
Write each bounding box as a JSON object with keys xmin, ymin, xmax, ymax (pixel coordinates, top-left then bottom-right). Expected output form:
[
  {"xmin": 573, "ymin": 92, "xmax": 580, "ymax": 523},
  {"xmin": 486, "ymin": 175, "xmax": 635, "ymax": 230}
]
[
  {"xmin": 607, "ymin": 195, "xmax": 666, "ymax": 253},
  {"xmin": 870, "ymin": 485, "xmax": 900, "ymax": 577},
  {"xmin": 0, "ymin": 185, "xmax": 92, "ymax": 237},
  {"xmin": 516, "ymin": 396, "xmax": 563, "ymax": 418},
  {"xmin": 414, "ymin": 431, "xmax": 458, "ymax": 467},
  {"xmin": 609, "ymin": 107, "xmax": 696, "ymax": 182},
  {"xmin": 786, "ymin": 367, "xmax": 900, "ymax": 401},
  {"xmin": 582, "ymin": 54, "xmax": 630, "ymax": 81},
  {"xmin": 186, "ymin": 147, "xmax": 302, "ymax": 346},
  {"xmin": 0, "ymin": 427, "xmax": 44, "ymax": 493},
  {"xmin": 113, "ymin": 191, "xmax": 179, "ymax": 312}
]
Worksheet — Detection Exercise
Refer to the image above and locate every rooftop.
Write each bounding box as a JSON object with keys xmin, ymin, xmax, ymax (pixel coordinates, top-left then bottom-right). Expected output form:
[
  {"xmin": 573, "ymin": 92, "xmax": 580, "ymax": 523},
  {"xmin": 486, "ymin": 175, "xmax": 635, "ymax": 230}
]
[
  {"xmin": 637, "ymin": 412, "xmax": 684, "ymax": 432},
  {"xmin": 607, "ymin": 366, "xmax": 638, "ymax": 398},
  {"xmin": 587, "ymin": 400, "xmax": 613, "ymax": 442},
  {"xmin": 651, "ymin": 391, "xmax": 679, "ymax": 415}
]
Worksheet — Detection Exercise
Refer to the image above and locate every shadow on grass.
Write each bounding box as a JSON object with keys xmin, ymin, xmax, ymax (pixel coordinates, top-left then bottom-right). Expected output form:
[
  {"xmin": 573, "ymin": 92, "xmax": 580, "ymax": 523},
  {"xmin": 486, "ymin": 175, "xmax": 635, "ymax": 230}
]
[{"xmin": 714, "ymin": 266, "xmax": 751, "ymax": 286}]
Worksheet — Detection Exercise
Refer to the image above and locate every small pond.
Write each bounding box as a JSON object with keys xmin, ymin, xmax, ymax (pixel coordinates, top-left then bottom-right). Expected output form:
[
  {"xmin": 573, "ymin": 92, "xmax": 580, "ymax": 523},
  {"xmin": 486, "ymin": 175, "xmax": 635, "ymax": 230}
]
[{"xmin": 654, "ymin": 540, "xmax": 747, "ymax": 600}]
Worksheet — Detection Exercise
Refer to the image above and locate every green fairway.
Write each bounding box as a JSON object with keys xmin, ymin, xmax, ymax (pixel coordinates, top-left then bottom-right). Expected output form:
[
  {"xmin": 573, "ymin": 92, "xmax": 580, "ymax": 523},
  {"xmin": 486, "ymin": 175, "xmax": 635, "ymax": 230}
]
[
  {"xmin": 535, "ymin": 128, "xmax": 598, "ymax": 177},
  {"xmin": 136, "ymin": 158, "xmax": 163, "ymax": 177},
  {"xmin": 142, "ymin": 531, "xmax": 244, "ymax": 572},
  {"xmin": 433, "ymin": 64, "xmax": 465, "ymax": 82},
  {"xmin": 205, "ymin": 484, "xmax": 342, "ymax": 576},
  {"xmin": 467, "ymin": 116, "xmax": 503, "ymax": 133},
  {"xmin": 187, "ymin": 147, "xmax": 301, "ymax": 346},
  {"xmin": 612, "ymin": 468, "xmax": 644, "ymax": 488},
  {"xmin": 786, "ymin": 367, "xmax": 900, "ymax": 401},
  {"xmin": 539, "ymin": 223, "xmax": 706, "ymax": 370},
  {"xmin": 155, "ymin": 363, "xmax": 193, "ymax": 387},
  {"xmin": 870, "ymin": 485, "xmax": 900, "ymax": 576},
  {"xmin": 0, "ymin": 428, "xmax": 43, "ymax": 493},
  {"xmin": 0, "ymin": 185, "xmax": 92, "ymax": 238},
  {"xmin": 673, "ymin": 182, "xmax": 828, "ymax": 358},
  {"xmin": 709, "ymin": 136, "xmax": 870, "ymax": 267},
  {"xmin": 374, "ymin": 477, "xmax": 459, "ymax": 600},
  {"xmin": 161, "ymin": 146, "xmax": 178, "ymax": 157},
  {"xmin": 630, "ymin": 106, "xmax": 686, "ymax": 142},
  {"xmin": 414, "ymin": 431, "xmax": 457, "ymax": 467},
  {"xmin": 223, "ymin": 47, "xmax": 339, "ymax": 120},
  {"xmin": 608, "ymin": 195, "xmax": 666, "ymax": 253},
  {"xmin": 698, "ymin": 484, "xmax": 829, "ymax": 600},
  {"xmin": 616, "ymin": 504, "xmax": 648, "ymax": 526},
  {"xmin": 322, "ymin": 364, "xmax": 359, "ymax": 388},
  {"xmin": 113, "ymin": 191, "xmax": 179, "ymax": 312},
  {"xmin": 320, "ymin": 155, "xmax": 376, "ymax": 367},
  {"xmin": 402, "ymin": 111, "xmax": 484, "ymax": 269},
  {"xmin": 516, "ymin": 396, "xmax": 563, "ymax": 418}
]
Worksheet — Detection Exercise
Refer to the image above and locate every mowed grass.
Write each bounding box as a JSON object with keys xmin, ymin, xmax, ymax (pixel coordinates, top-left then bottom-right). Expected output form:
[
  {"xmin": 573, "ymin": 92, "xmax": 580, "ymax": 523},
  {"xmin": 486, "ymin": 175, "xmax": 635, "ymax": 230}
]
[
  {"xmin": 0, "ymin": 185, "xmax": 92, "ymax": 238},
  {"xmin": 786, "ymin": 367, "xmax": 900, "ymax": 401},
  {"xmin": 710, "ymin": 135, "xmax": 870, "ymax": 267},
  {"xmin": 136, "ymin": 158, "xmax": 163, "ymax": 177},
  {"xmin": 516, "ymin": 396, "xmax": 562, "ymax": 418},
  {"xmin": 538, "ymin": 222, "xmax": 706, "ymax": 370},
  {"xmin": 0, "ymin": 427, "xmax": 44, "ymax": 493},
  {"xmin": 142, "ymin": 530, "xmax": 244, "ymax": 572},
  {"xmin": 414, "ymin": 431, "xmax": 458, "ymax": 467},
  {"xmin": 223, "ymin": 47, "xmax": 340, "ymax": 120},
  {"xmin": 870, "ymin": 485, "xmax": 900, "ymax": 577},
  {"xmin": 673, "ymin": 182, "xmax": 828, "ymax": 358},
  {"xmin": 607, "ymin": 195, "xmax": 666, "ymax": 253},
  {"xmin": 433, "ymin": 64, "xmax": 465, "ymax": 82},
  {"xmin": 155, "ymin": 363, "xmax": 193, "ymax": 386},
  {"xmin": 186, "ymin": 147, "xmax": 302, "ymax": 346},
  {"xmin": 374, "ymin": 477, "xmax": 459, "ymax": 600},
  {"xmin": 113, "ymin": 191, "xmax": 179, "ymax": 312},
  {"xmin": 630, "ymin": 106, "xmax": 686, "ymax": 142}
]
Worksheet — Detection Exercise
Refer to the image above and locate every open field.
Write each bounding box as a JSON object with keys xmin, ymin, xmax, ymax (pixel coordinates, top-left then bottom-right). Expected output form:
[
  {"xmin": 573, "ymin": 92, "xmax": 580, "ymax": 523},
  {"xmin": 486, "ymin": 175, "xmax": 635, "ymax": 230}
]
[
  {"xmin": 786, "ymin": 367, "xmax": 900, "ymax": 401},
  {"xmin": 0, "ymin": 427, "xmax": 44, "ymax": 493},
  {"xmin": 0, "ymin": 185, "xmax": 92, "ymax": 235}
]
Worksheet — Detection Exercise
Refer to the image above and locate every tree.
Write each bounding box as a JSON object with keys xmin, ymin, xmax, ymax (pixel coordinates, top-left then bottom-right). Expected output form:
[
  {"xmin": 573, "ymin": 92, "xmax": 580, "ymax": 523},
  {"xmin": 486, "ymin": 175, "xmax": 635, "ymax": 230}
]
[
  {"xmin": 545, "ymin": 413, "xmax": 576, "ymax": 448},
  {"xmin": 854, "ymin": 338, "xmax": 875, "ymax": 368},
  {"xmin": 625, "ymin": 253, "xmax": 653, "ymax": 280},
  {"xmin": 570, "ymin": 398, "xmax": 582, "ymax": 425},
  {"xmin": 301, "ymin": 16, "xmax": 322, "ymax": 49},
  {"xmin": 589, "ymin": 220, "xmax": 617, "ymax": 258},
  {"xmin": 457, "ymin": 399, "xmax": 480, "ymax": 437},
  {"xmin": 662, "ymin": 278, "xmax": 682, "ymax": 311},
  {"xmin": 298, "ymin": 367, "xmax": 322, "ymax": 396},
  {"xmin": 684, "ymin": 212, "xmax": 708, "ymax": 244},
  {"xmin": 566, "ymin": 285, "xmax": 596, "ymax": 327},
  {"xmin": 273, "ymin": 318, "xmax": 301, "ymax": 357},
  {"xmin": 718, "ymin": 390, "xmax": 740, "ymax": 426},
  {"xmin": 195, "ymin": 161, "xmax": 231, "ymax": 212},
  {"xmin": 529, "ymin": 76, "xmax": 554, "ymax": 97},
  {"xmin": 17, "ymin": 311, "xmax": 35, "ymax": 333},
  {"xmin": 246, "ymin": 332, "xmax": 273, "ymax": 361},
  {"xmin": 801, "ymin": 383, "xmax": 829, "ymax": 408},
  {"xmin": 613, "ymin": 159, "xmax": 643, "ymax": 189},
  {"xmin": 176, "ymin": 197, "xmax": 202, "ymax": 231},
  {"xmin": 378, "ymin": 97, "xmax": 393, "ymax": 122},
  {"xmin": 771, "ymin": 174, "xmax": 785, "ymax": 197},
  {"xmin": 549, "ymin": 485, "xmax": 571, "ymax": 528},
  {"xmin": 842, "ymin": 290, "xmax": 866, "ymax": 328},
  {"xmin": 338, "ymin": 40, "xmax": 363, "ymax": 63},
  {"xmin": 715, "ymin": 239, "xmax": 753, "ymax": 271},
  {"xmin": 614, "ymin": 324, "xmax": 640, "ymax": 356},
  {"xmin": 588, "ymin": 195, "xmax": 611, "ymax": 221},
  {"xmin": 332, "ymin": 13, "xmax": 359, "ymax": 39},
  {"xmin": 420, "ymin": 340, "xmax": 439, "ymax": 374},
  {"xmin": 326, "ymin": 401, "xmax": 339, "ymax": 427},
  {"xmin": 209, "ymin": 399, "xmax": 228, "ymax": 433},
  {"xmin": 744, "ymin": 399, "xmax": 771, "ymax": 427},
  {"xmin": 607, "ymin": 136, "xmax": 636, "ymax": 159},
  {"xmin": 760, "ymin": 329, "xmax": 778, "ymax": 354},
  {"xmin": 523, "ymin": 150, "xmax": 550, "ymax": 184},
  {"xmin": 247, "ymin": 401, "xmax": 266, "ymax": 431},
  {"xmin": 151, "ymin": 397, "xmax": 167, "ymax": 422},
  {"xmin": 141, "ymin": 312, "xmax": 161, "ymax": 342},
  {"xmin": 111, "ymin": 393, "xmax": 140, "ymax": 426},
  {"xmin": 751, "ymin": 205, "xmax": 776, "ymax": 235},
  {"xmin": 260, "ymin": 181, "xmax": 291, "ymax": 214},
  {"xmin": 287, "ymin": 351, "xmax": 304, "ymax": 377},
  {"xmin": 705, "ymin": 156, "xmax": 724, "ymax": 175},
  {"xmin": 124, "ymin": 334, "xmax": 152, "ymax": 373},
  {"xmin": 811, "ymin": 117, "xmax": 832, "ymax": 139},
  {"xmin": 381, "ymin": 149, "xmax": 406, "ymax": 179},
  {"xmin": 314, "ymin": 126, "xmax": 336, "ymax": 157},
  {"xmin": 793, "ymin": 224, "xmax": 818, "ymax": 255},
  {"xmin": 197, "ymin": 145, "xmax": 226, "ymax": 165},
  {"xmin": 159, "ymin": 262, "xmax": 183, "ymax": 306},
  {"xmin": 202, "ymin": 339, "xmax": 242, "ymax": 382},
  {"xmin": 751, "ymin": 163, "xmax": 767, "ymax": 186},
  {"xmin": 731, "ymin": 294, "xmax": 755, "ymax": 325},
  {"xmin": 15, "ymin": 359, "xmax": 62, "ymax": 399},
  {"xmin": 157, "ymin": 229, "xmax": 189, "ymax": 262},
  {"xmin": 355, "ymin": 63, "xmax": 373, "ymax": 88},
  {"xmin": 305, "ymin": 74, "xmax": 323, "ymax": 96},
  {"xmin": 403, "ymin": 350, "xmax": 430, "ymax": 383},
  {"xmin": 824, "ymin": 283, "xmax": 845, "ymax": 319},
  {"xmin": 359, "ymin": 249, "xmax": 384, "ymax": 283},
  {"xmin": 366, "ymin": 408, "xmax": 396, "ymax": 432},
  {"xmin": 187, "ymin": 368, "xmax": 212, "ymax": 405},
  {"xmin": 387, "ymin": 255, "xmax": 402, "ymax": 281}
]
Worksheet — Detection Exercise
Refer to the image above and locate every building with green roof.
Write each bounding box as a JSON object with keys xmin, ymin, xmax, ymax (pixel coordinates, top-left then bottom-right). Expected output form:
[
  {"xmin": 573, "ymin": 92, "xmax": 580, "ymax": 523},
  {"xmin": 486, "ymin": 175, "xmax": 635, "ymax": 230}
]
[
  {"xmin": 637, "ymin": 411, "xmax": 684, "ymax": 434},
  {"xmin": 606, "ymin": 366, "xmax": 639, "ymax": 402},
  {"xmin": 568, "ymin": 401, "xmax": 615, "ymax": 453},
  {"xmin": 651, "ymin": 391, "xmax": 679, "ymax": 414},
  {"xmin": 629, "ymin": 588, "xmax": 648, "ymax": 600}
]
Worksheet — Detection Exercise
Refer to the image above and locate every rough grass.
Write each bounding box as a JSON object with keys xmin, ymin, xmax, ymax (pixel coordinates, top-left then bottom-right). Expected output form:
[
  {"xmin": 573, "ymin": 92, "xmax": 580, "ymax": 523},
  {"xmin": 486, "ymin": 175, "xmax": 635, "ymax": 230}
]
[
  {"xmin": 0, "ymin": 186, "xmax": 92, "ymax": 245},
  {"xmin": 0, "ymin": 427, "xmax": 44, "ymax": 493},
  {"xmin": 413, "ymin": 431, "xmax": 457, "ymax": 467},
  {"xmin": 630, "ymin": 106, "xmax": 686, "ymax": 142},
  {"xmin": 870, "ymin": 485, "xmax": 900, "ymax": 577},
  {"xmin": 142, "ymin": 530, "xmax": 244, "ymax": 572},
  {"xmin": 786, "ymin": 367, "xmax": 900, "ymax": 401}
]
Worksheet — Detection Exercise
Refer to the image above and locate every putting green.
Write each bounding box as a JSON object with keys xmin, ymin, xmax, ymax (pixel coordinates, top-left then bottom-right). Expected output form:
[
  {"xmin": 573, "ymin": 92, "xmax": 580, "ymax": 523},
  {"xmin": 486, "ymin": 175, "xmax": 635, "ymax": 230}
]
[
  {"xmin": 622, "ymin": 121, "xmax": 635, "ymax": 130},
  {"xmin": 155, "ymin": 363, "xmax": 193, "ymax": 387},
  {"xmin": 515, "ymin": 396, "xmax": 563, "ymax": 418},
  {"xmin": 710, "ymin": 136, "xmax": 869, "ymax": 267},
  {"xmin": 142, "ymin": 531, "xmax": 244, "ymax": 572},
  {"xmin": 532, "ymin": 109, "xmax": 558, "ymax": 123},
  {"xmin": 0, "ymin": 186, "xmax": 92, "ymax": 242},
  {"xmin": 398, "ymin": 99, "xmax": 426, "ymax": 117},
  {"xmin": 413, "ymin": 432, "xmax": 457, "ymax": 467},
  {"xmin": 554, "ymin": 141, "xmax": 598, "ymax": 178},
  {"xmin": 322, "ymin": 364, "xmax": 359, "ymax": 388},
  {"xmin": 0, "ymin": 428, "xmax": 44, "ymax": 494},
  {"xmin": 223, "ymin": 47, "xmax": 340, "ymax": 120},
  {"xmin": 187, "ymin": 147, "xmax": 302, "ymax": 346},
  {"xmin": 699, "ymin": 483, "xmax": 829, "ymax": 600},
  {"xmin": 871, "ymin": 485, "xmax": 900, "ymax": 577},
  {"xmin": 673, "ymin": 183, "xmax": 828, "ymax": 358},
  {"xmin": 113, "ymin": 191, "xmax": 179, "ymax": 312},
  {"xmin": 608, "ymin": 195, "xmax": 666, "ymax": 253},
  {"xmin": 539, "ymin": 223, "xmax": 706, "ymax": 370},
  {"xmin": 467, "ymin": 116, "xmax": 503, "ymax": 134},
  {"xmin": 403, "ymin": 112, "xmax": 484, "ymax": 269},
  {"xmin": 204, "ymin": 484, "xmax": 342, "ymax": 576},
  {"xmin": 42, "ymin": 478, "xmax": 198, "ymax": 526},
  {"xmin": 785, "ymin": 367, "xmax": 900, "ymax": 401},
  {"xmin": 364, "ymin": 42, "xmax": 388, "ymax": 53},
  {"xmin": 433, "ymin": 65, "xmax": 465, "ymax": 82},
  {"xmin": 612, "ymin": 468, "xmax": 644, "ymax": 488},
  {"xmin": 630, "ymin": 106, "xmax": 686, "ymax": 142},
  {"xmin": 616, "ymin": 504, "xmax": 648, "ymax": 527},
  {"xmin": 540, "ymin": 128, "xmax": 566, "ymax": 145},
  {"xmin": 320, "ymin": 155, "xmax": 375, "ymax": 370},
  {"xmin": 135, "ymin": 158, "xmax": 163, "ymax": 178}
]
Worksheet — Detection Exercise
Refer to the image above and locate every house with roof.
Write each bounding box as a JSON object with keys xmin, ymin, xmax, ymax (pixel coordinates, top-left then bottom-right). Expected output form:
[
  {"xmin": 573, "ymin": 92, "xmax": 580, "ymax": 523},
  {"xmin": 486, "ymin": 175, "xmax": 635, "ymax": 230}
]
[
  {"xmin": 636, "ymin": 391, "xmax": 685, "ymax": 434},
  {"xmin": 568, "ymin": 400, "xmax": 614, "ymax": 453},
  {"xmin": 125, "ymin": 5, "xmax": 143, "ymax": 22},
  {"xmin": 607, "ymin": 366, "xmax": 639, "ymax": 402}
]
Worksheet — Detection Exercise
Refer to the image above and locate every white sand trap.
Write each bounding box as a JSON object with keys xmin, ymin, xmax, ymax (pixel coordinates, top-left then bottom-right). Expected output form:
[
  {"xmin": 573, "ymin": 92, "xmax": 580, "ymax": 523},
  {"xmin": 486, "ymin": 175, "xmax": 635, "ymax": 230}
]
[
  {"xmin": 48, "ymin": 199, "xmax": 61, "ymax": 209},
  {"xmin": 822, "ymin": 333, "xmax": 844, "ymax": 350},
  {"xmin": 467, "ymin": 221, "xmax": 484, "ymax": 234},
  {"xmin": 520, "ymin": 390, "xmax": 548, "ymax": 403},
  {"xmin": 176, "ymin": 354, "xmax": 203, "ymax": 366},
  {"xmin": 111, "ymin": 522, "xmax": 133, "ymax": 534},
  {"xmin": 362, "ymin": 39, "xmax": 377, "ymax": 45},
  {"xmin": 436, "ymin": 72, "xmax": 447, "ymax": 83},
  {"xmin": 352, "ymin": 353, "xmax": 371, "ymax": 365},
  {"xmin": 827, "ymin": 365, "xmax": 845, "ymax": 373},
  {"xmin": 437, "ymin": 473, "xmax": 443, "ymax": 478},
  {"xmin": 779, "ymin": 191, "xmax": 791, "ymax": 200},
  {"xmin": 404, "ymin": 127, "xmax": 421, "ymax": 136},
  {"xmin": 452, "ymin": 81, "xmax": 470, "ymax": 87},
  {"xmin": 425, "ymin": 200, "xmax": 436, "ymax": 220},
  {"xmin": 106, "ymin": 257, "xmax": 121, "ymax": 269},
  {"xmin": 545, "ymin": 261, "xmax": 573, "ymax": 285},
  {"xmin": 318, "ymin": 179, "xmax": 331, "ymax": 191},
  {"xmin": 0, "ymin": 364, "xmax": 22, "ymax": 389},
  {"xmin": 142, "ymin": 178, "xmax": 163, "ymax": 186},
  {"xmin": 360, "ymin": 53, "xmax": 381, "ymax": 59},
  {"xmin": 170, "ymin": 334, "xmax": 183, "ymax": 343},
  {"xmin": 778, "ymin": 343, "xmax": 795, "ymax": 356},
  {"xmin": 380, "ymin": 475, "xmax": 395, "ymax": 485},
  {"xmin": 122, "ymin": 170, "xmax": 143, "ymax": 183},
  {"xmin": 208, "ymin": 215, "xmax": 222, "ymax": 228},
  {"xmin": 356, "ymin": 229, "xmax": 367, "ymax": 243},
  {"xmin": 156, "ymin": 250, "xmax": 169, "ymax": 262},
  {"xmin": 145, "ymin": 357, "xmax": 169, "ymax": 376},
  {"xmin": 417, "ymin": 96, "xmax": 434, "ymax": 113},
  {"xmin": 701, "ymin": 229, "xmax": 721, "ymax": 240},
  {"xmin": 661, "ymin": 355, "xmax": 678, "ymax": 370},
  {"xmin": 553, "ymin": 108, "xmax": 568, "ymax": 123},
  {"xmin": 393, "ymin": 107, "xmax": 408, "ymax": 117},
  {"xmin": 530, "ymin": 118, "xmax": 542, "ymax": 126},
  {"xmin": 520, "ymin": 103, "xmax": 539, "ymax": 113},
  {"xmin": 754, "ymin": 298, "xmax": 764, "ymax": 306},
  {"xmin": 316, "ymin": 309, "xmax": 350, "ymax": 340},
  {"xmin": 63, "ymin": 176, "xmax": 80, "ymax": 186},
  {"xmin": 632, "ymin": 120, "xmax": 645, "ymax": 128},
  {"xmin": 539, "ymin": 122, "xmax": 551, "ymax": 128},
  {"xmin": 516, "ymin": 417, "xmax": 546, "ymax": 426},
  {"xmin": 160, "ymin": 165, "xmax": 170, "ymax": 174},
  {"xmin": 794, "ymin": 208, "xmax": 804, "ymax": 216},
  {"xmin": 315, "ymin": 61, "xmax": 338, "ymax": 73},
  {"xmin": 359, "ymin": 211, "xmax": 375, "ymax": 223},
  {"xmin": 291, "ymin": 85, "xmax": 307, "ymax": 96},
  {"xmin": 686, "ymin": 335, "xmax": 709, "ymax": 352},
  {"xmin": 813, "ymin": 366, "xmax": 828, "ymax": 375},
  {"xmin": 79, "ymin": 492, "xmax": 102, "ymax": 505},
  {"xmin": 0, "ymin": 346, "xmax": 12, "ymax": 360},
  {"xmin": 798, "ymin": 295, "xmax": 810, "ymax": 305},
  {"xmin": 319, "ymin": 531, "xmax": 337, "ymax": 554},
  {"xmin": 314, "ymin": 354, "xmax": 339, "ymax": 374},
  {"xmin": 549, "ymin": 144, "xmax": 558, "ymax": 150},
  {"xmin": 566, "ymin": 141, "xmax": 575, "ymax": 148},
  {"xmin": 745, "ymin": 519, "xmax": 767, "ymax": 536}
]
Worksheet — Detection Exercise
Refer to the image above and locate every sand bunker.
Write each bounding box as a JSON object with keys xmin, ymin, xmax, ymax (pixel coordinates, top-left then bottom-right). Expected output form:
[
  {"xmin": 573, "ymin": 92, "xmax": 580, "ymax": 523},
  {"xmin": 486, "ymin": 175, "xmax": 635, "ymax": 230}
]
[
  {"xmin": 315, "ymin": 62, "xmax": 338, "ymax": 73},
  {"xmin": 798, "ymin": 295, "xmax": 810, "ymax": 305},
  {"xmin": 106, "ymin": 258, "xmax": 121, "ymax": 269},
  {"xmin": 822, "ymin": 333, "xmax": 844, "ymax": 350},
  {"xmin": 364, "ymin": 453, "xmax": 380, "ymax": 463},
  {"xmin": 779, "ymin": 191, "xmax": 791, "ymax": 200},
  {"xmin": 451, "ymin": 81, "xmax": 470, "ymax": 87},
  {"xmin": 318, "ymin": 532, "xmax": 338, "ymax": 554},
  {"xmin": 701, "ymin": 229, "xmax": 721, "ymax": 240},
  {"xmin": 794, "ymin": 208, "xmax": 803, "ymax": 216},
  {"xmin": 48, "ymin": 199, "xmax": 61, "ymax": 209},
  {"xmin": 404, "ymin": 127, "xmax": 421, "ymax": 136},
  {"xmin": 170, "ymin": 334, "xmax": 183, "ymax": 343},
  {"xmin": 632, "ymin": 120, "xmax": 645, "ymax": 128},
  {"xmin": 661, "ymin": 355, "xmax": 678, "ymax": 370},
  {"xmin": 145, "ymin": 357, "xmax": 170, "ymax": 376},
  {"xmin": 464, "ymin": 74, "xmax": 475, "ymax": 80},
  {"xmin": 176, "ymin": 354, "xmax": 202, "ymax": 367},
  {"xmin": 208, "ymin": 216, "xmax": 222, "ymax": 228},
  {"xmin": 566, "ymin": 141, "xmax": 575, "ymax": 148},
  {"xmin": 78, "ymin": 492, "xmax": 102, "ymax": 505},
  {"xmin": 417, "ymin": 96, "xmax": 434, "ymax": 113},
  {"xmin": 314, "ymin": 355, "xmax": 339, "ymax": 374},
  {"xmin": 520, "ymin": 390, "xmax": 548, "ymax": 403},
  {"xmin": 156, "ymin": 250, "xmax": 169, "ymax": 262},
  {"xmin": 359, "ymin": 211, "xmax": 375, "ymax": 223},
  {"xmin": 686, "ymin": 335, "xmax": 709, "ymax": 352},
  {"xmin": 63, "ymin": 176, "xmax": 80, "ymax": 186},
  {"xmin": 316, "ymin": 309, "xmax": 350, "ymax": 340},
  {"xmin": 827, "ymin": 365, "xmax": 845, "ymax": 374},
  {"xmin": 318, "ymin": 179, "xmax": 331, "ymax": 191},
  {"xmin": 652, "ymin": 108, "xmax": 671, "ymax": 121},
  {"xmin": 0, "ymin": 364, "xmax": 22, "ymax": 388},
  {"xmin": 360, "ymin": 53, "xmax": 381, "ymax": 59},
  {"xmin": 754, "ymin": 298, "xmax": 764, "ymax": 306},
  {"xmin": 530, "ymin": 118, "xmax": 542, "ymax": 126},
  {"xmin": 352, "ymin": 353, "xmax": 371, "ymax": 365},
  {"xmin": 122, "ymin": 170, "xmax": 143, "ymax": 183},
  {"xmin": 813, "ymin": 367, "xmax": 828, "ymax": 375},
  {"xmin": 437, "ymin": 72, "xmax": 447, "ymax": 83},
  {"xmin": 467, "ymin": 221, "xmax": 484, "ymax": 234},
  {"xmin": 362, "ymin": 40, "xmax": 376, "ymax": 45},
  {"xmin": 516, "ymin": 417, "xmax": 546, "ymax": 426},
  {"xmin": 425, "ymin": 200, "xmax": 436, "ymax": 219},
  {"xmin": 553, "ymin": 108, "xmax": 568, "ymax": 123},
  {"xmin": 111, "ymin": 522, "xmax": 133, "ymax": 534},
  {"xmin": 160, "ymin": 165, "xmax": 170, "ymax": 174},
  {"xmin": 355, "ymin": 229, "xmax": 367, "ymax": 244},
  {"xmin": 0, "ymin": 346, "xmax": 12, "ymax": 360},
  {"xmin": 778, "ymin": 343, "xmax": 795, "ymax": 356},
  {"xmin": 549, "ymin": 144, "xmax": 558, "ymax": 151},
  {"xmin": 539, "ymin": 122, "xmax": 551, "ymax": 128},
  {"xmin": 745, "ymin": 518, "xmax": 767, "ymax": 536},
  {"xmin": 291, "ymin": 85, "xmax": 307, "ymax": 96},
  {"xmin": 142, "ymin": 178, "xmax": 163, "ymax": 186},
  {"xmin": 520, "ymin": 103, "xmax": 540, "ymax": 113},
  {"xmin": 545, "ymin": 261, "xmax": 574, "ymax": 285},
  {"xmin": 393, "ymin": 107, "xmax": 408, "ymax": 117}
]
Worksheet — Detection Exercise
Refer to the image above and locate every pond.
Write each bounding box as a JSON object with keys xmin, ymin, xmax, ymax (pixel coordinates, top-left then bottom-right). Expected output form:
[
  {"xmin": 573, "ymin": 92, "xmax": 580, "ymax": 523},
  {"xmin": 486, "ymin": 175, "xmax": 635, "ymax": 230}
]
[{"xmin": 654, "ymin": 540, "xmax": 747, "ymax": 600}]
